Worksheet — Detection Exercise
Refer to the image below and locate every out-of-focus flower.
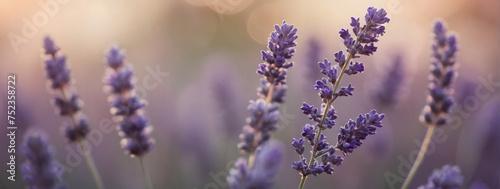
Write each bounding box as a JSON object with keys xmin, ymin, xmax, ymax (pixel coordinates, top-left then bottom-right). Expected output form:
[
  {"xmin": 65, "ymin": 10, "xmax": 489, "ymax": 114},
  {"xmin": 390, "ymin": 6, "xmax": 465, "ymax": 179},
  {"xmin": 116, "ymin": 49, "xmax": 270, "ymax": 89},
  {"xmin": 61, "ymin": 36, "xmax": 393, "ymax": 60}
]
[
  {"xmin": 418, "ymin": 165, "xmax": 463, "ymax": 189},
  {"xmin": 420, "ymin": 20, "xmax": 458, "ymax": 127},
  {"xmin": 227, "ymin": 141, "xmax": 283, "ymax": 189},
  {"xmin": 104, "ymin": 46, "xmax": 155, "ymax": 157},
  {"xmin": 371, "ymin": 55, "xmax": 405, "ymax": 108},
  {"xmin": 21, "ymin": 130, "xmax": 66, "ymax": 189},
  {"xmin": 229, "ymin": 21, "xmax": 297, "ymax": 189},
  {"xmin": 42, "ymin": 36, "xmax": 89, "ymax": 142},
  {"xmin": 238, "ymin": 21, "xmax": 297, "ymax": 154}
]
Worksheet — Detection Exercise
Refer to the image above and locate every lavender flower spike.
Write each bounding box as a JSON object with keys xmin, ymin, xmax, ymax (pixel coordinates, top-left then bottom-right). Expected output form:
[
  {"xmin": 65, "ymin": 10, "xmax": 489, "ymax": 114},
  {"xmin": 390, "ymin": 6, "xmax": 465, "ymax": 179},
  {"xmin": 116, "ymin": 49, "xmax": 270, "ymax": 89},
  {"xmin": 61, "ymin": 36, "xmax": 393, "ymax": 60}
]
[
  {"xmin": 420, "ymin": 20, "xmax": 458, "ymax": 127},
  {"xmin": 104, "ymin": 45, "xmax": 155, "ymax": 157},
  {"xmin": 238, "ymin": 21, "xmax": 297, "ymax": 154},
  {"xmin": 228, "ymin": 141, "xmax": 284, "ymax": 189},
  {"xmin": 418, "ymin": 165, "xmax": 464, "ymax": 189},
  {"xmin": 293, "ymin": 7, "xmax": 388, "ymax": 189},
  {"xmin": 229, "ymin": 21, "xmax": 297, "ymax": 189},
  {"xmin": 42, "ymin": 36, "xmax": 89, "ymax": 142},
  {"xmin": 371, "ymin": 55, "xmax": 405, "ymax": 108},
  {"xmin": 401, "ymin": 19, "xmax": 459, "ymax": 189},
  {"xmin": 21, "ymin": 130, "xmax": 66, "ymax": 189}
]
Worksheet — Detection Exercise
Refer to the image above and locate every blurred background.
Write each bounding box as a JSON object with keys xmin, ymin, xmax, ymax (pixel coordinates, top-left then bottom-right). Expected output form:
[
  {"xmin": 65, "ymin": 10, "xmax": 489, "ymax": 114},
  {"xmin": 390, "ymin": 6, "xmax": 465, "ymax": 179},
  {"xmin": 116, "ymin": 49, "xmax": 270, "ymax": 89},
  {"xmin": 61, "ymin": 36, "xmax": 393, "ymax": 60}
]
[{"xmin": 0, "ymin": 0, "xmax": 499, "ymax": 188}]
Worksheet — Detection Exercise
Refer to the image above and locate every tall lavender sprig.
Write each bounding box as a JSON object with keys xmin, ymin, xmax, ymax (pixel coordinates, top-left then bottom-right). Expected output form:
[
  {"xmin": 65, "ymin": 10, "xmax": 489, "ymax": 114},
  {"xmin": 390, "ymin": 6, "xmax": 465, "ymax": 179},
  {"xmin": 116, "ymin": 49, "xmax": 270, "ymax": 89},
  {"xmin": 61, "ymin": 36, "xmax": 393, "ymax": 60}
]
[
  {"xmin": 228, "ymin": 21, "xmax": 297, "ymax": 189},
  {"xmin": 371, "ymin": 55, "xmax": 405, "ymax": 108},
  {"xmin": 292, "ymin": 7, "xmax": 389, "ymax": 189},
  {"xmin": 237, "ymin": 20, "xmax": 297, "ymax": 164},
  {"xmin": 227, "ymin": 142, "xmax": 284, "ymax": 189},
  {"xmin": 305, "ymin": 38, "xmax": 322, "ymax": 85},
  {"xmin": 104, "ymin": 46, "xmax": 155, "ymax": 189},
  {"xmin": 402, "ymin": 20, "xmax": 459, "ymax": 189},
  {"xmin": 42, "ymin": 36, "xmax": 89, "ymax": 143},
  {"xmin": 21, "ymin": 130, "xmax": 66, "ymax": 189},
  {"xmin": 41, "ymin": 36, "xmax": 104, "ymax": 189},
  {"xmin": 418, "ymin": 165, "xmax": 464, "ymax": 189}
]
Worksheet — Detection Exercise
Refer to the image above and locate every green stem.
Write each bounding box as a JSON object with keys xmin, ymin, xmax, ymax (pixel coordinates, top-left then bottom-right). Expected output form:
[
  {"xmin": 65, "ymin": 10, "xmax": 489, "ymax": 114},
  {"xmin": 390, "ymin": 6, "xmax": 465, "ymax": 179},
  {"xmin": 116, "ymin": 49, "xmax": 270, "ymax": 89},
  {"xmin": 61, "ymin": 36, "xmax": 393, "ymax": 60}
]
[
  {"xmin": 140, "ymin": 157, "xmax": 153, "ymax": 189},
  {"xmin": 60, "ymin": 89, "xmax": 104, "ymax": 189},
  {"xmin": 298, "ymin": 53, "xmax": 353, "ymax": 189},
  {"xmin": 79, "ymin": 141, "xmax": 105, "ymax": 189},
  {"xmin": 249, "ymin": 82, "xmax": 276, "ymax": 168},
  {"xmin": 298, "ymin": 175, "xmax": 307, "ymax": 189},
  {"xmin": 401, "ymin": 125, "xmax": 436, "ymax": 189}
]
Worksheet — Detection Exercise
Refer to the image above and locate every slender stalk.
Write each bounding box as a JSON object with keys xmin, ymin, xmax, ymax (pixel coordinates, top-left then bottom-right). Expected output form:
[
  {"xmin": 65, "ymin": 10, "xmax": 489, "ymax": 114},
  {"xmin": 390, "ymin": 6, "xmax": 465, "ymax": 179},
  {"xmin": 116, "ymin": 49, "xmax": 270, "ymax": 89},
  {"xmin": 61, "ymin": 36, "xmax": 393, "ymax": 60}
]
[
  {"xmin": 298, "ymin": 175, "xmax": 307, "ymax": 189},
  {"xmin": 248, "ymin": 82, "xmax": 276, "ymax": 168},
  {"xmin": 298, "ymin": 54, "xmax": 353, "ymax": 189},
  {"xmin": 401, "ymin": 125, "xmax": 436, "ymax": 189},
  {"xmin": 139, "ymin": 157, "xmax": 153, "ymax": 189},
  {"xmin": 61, "ymin": 89, "xmax": 105, "ymax": 189},
  {"xmin": 79, "ymin": 141, "xmax": 105, "ymax": 189}
]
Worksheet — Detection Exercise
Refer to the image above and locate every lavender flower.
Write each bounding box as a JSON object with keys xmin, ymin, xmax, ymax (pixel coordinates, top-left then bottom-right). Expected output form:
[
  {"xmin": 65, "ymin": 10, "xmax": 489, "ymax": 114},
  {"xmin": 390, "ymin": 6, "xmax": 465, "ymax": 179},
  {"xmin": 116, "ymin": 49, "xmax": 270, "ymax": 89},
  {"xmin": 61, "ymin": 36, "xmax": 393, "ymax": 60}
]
[
  {"xmin": 418, "ymin": 165, "xmax": 464, "ymax": 189},
  {"xmin": 206, "ymin": 61, "xmax": 243, "ymax": 137},
  {"xmin": 42, "ymin": 36, "xmax": 89, "ymax": 142},
  {"xmin": 401, "ymin": 19, "xmax": 459, "ymax": 189},
  {"xmin": 238, "ymin": 21, "xmax": 297, "ymax": 154},
  {"xmin": 371, "ymin": 55, "xmax": 405, "ymax": 108},
  {"xmin": 228, "ymin": 141, "xmax": 284, "ymax": 189},
  {"xmin": 104, "ymin": 46, "xmax": 154, "ymax": 157},
  {"xmin": 292, "ymin": 7, "xmax": 388, "ymax": 187},
  {"xmin": 21, "ymin": 130, "xmax": 66, "ymax": 189},
  {"xmin": 420, "ymin": 20, "xmax": 458, "ymax": 127},
  {"xmin": 228, "ymin": 21, "xmax": 297, "ymax": 189},
  {"xmin": 305, "ymin": 38, "xmax": 322, "ymax": 85}
]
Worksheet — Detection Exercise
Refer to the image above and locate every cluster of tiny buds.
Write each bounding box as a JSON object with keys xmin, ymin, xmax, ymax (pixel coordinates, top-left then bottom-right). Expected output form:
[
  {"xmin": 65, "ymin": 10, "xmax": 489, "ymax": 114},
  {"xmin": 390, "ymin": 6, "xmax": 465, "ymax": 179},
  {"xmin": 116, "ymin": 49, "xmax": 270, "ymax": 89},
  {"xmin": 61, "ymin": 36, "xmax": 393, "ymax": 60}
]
[
  {"xmin": 292, "ymin": 109, "xmax": 384, "ymax": 176},
  {"xmin": 291, "ymin": 7, "xmax": 389, "ymax": 178},
  {"xmin": 420, "ymin": 20, "xmax": 458, "ymax": 127},
  {"xmin": 43, "ymin": 36, "xmax": 89, "ymax": 142},
  {"xmin": 104, "ymin": 46, "xmax": 155, "ymax": 157},
  {"xmin": 238, "ymin": 21, "xmax": 297, "ymax": 154},
  {"xmin": 21, "ymin": 131, "xmax": 66, "ymax": 189},
  {"xmin": 418, "ymin": 165, "xmax": 463, "ymax": 189}
]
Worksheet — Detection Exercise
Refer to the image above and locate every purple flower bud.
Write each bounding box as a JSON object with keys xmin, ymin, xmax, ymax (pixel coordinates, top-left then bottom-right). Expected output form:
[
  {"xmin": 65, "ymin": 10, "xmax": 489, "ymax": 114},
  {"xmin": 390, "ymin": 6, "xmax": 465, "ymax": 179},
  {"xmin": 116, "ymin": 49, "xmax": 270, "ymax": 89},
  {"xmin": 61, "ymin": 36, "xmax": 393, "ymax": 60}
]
[
  {"xmin": 229, "ymin": 142, "xmax": 284, "ymax": 189},
  {"xmin": 292, "ymin": 138, "xmax": 305, "ymax": 155},
  {"xmin": 44, "ymin": 55, "xmax": 71, "ymax": 89},
  {"xmin": 53, "ymin": 93, "xmax": 81, "ymax": 116},
  {"xmin": 41, "ymin": 37, "xmax": 91, "ymax": 143},
  {"xmin": 65, "ymin": 118, "xmax": 89, "ymax": 142},
  {"xmin": 104, "ymin": 46, "xmax": 155, "ymax": 157},
  {"xmin": 43, "ymin": 36, "xmax": 59, "ymax": 56},
  {"xmin": 337, "ymin": 83, "xmax": 355, "ymax": 97},
  {"xmin": 420, "ymin": 20, "xmax": 458, "ymax": 127},
  {"xmin": 106, "ymin": 46, "xmax": 126, "ymax": 70},
  {"xmin": 344, "ymin": 62, "xmax": 364, "ymax": 75},
  {"xmin": 237, "ymin": 21, "xmax": 297, "ymax": 155},
  {"xmin": 21, "ymin": 130, "xmax": 66, "ymax": 189},
  {"xmin": 336, "ymin": 110, "xmax": 385, "ymax": 156},
  {"xmin": 302, "ymin": 124, "xmax": 316, "ymax": 145},
  {"xmin": 418, "ymin": 165, "xmax": 463, "ymax": 189},
  {"xmin": 371, "ymin": 55, "xmax": 405, "ymax": 107}
]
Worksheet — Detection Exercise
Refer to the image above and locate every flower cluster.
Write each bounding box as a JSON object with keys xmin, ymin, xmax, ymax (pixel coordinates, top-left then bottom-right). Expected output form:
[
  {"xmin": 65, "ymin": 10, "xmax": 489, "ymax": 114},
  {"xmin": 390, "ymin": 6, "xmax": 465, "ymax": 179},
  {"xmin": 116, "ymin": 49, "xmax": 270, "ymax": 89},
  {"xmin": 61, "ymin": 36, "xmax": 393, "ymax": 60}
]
[
  {"xmin": 420, "ymin": 20, "xmax": 458, "ymax": 127},
  {"xmin": 228, "ymin": 142, "xmax": 283, "ymax": 189},
  {"xmin": 418, "ymin": 165, "xmax": 463, "ymax": 189},
  {"xmin": 21, "ymin": 131, "xmax": 66, "ymax": 189},
  {"xmin": 42, "ymin": 36, "xmax": 89, "ymax": 142},
  {"xmin": 292, "ymin": 7, "xmax": 388, "ymax": 178},
  {"xmin": 371, "ymin": 55, "xmax": 405, "ymax": 107},
  {"xmin": 238, "ymin": 21, "xmax": 297, "ymax": 154},
  {"xmin": 305, "ymin": 38, "xmax": 322, "ymax": 85},
  {"xmin": 104, "ymin": 46, "xmax": 155, "ymax": 157}
]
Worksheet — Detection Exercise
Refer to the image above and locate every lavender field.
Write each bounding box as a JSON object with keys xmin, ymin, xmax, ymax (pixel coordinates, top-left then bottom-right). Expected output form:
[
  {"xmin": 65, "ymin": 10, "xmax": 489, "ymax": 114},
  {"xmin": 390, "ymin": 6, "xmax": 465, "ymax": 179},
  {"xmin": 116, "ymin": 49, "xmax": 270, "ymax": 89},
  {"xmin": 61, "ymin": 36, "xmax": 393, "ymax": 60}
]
[{"xmin": 0, "ymin": 0, "xmax": 499, "ymax": 189}]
